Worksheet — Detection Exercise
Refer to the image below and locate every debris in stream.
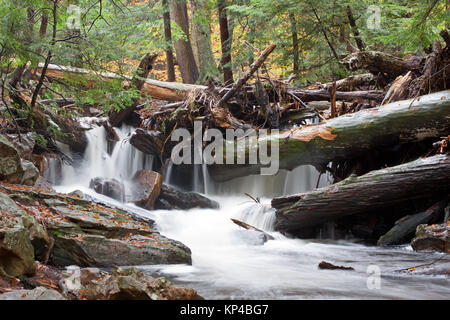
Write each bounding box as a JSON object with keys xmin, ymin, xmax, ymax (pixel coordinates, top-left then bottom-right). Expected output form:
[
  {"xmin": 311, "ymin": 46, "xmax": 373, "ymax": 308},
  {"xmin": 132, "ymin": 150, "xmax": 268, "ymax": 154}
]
[{"xmin": 318, "ymin": 261, "xmax": 354, "ymax": 271}]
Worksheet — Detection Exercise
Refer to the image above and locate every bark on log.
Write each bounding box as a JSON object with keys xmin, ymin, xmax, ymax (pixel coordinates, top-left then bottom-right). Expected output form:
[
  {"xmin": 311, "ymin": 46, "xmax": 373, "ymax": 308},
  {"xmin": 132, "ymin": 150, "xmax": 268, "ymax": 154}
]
[
  {"xmin": 208, "ymin": 90, "xmax": 450, "ymax": 182},
  {"xmin": 272, "ymin": 155, "xmax": 450, "ymax": 233},
  {"xmin": 341, "ymin": 51, "xmax": 423, "ymax": 78}
]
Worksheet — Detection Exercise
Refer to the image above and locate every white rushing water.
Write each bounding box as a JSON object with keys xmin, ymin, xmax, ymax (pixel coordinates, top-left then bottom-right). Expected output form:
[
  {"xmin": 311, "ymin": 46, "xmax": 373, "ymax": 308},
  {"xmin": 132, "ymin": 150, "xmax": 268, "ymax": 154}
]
[{"xmin": 55, "ymin": 122, "xmax": 450, "ymax": 300}]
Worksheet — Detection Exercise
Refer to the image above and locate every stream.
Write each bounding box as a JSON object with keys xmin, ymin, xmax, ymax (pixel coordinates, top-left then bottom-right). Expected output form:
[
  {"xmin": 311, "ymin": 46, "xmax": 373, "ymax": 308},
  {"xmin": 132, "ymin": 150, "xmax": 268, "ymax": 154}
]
[{"xmin": 53, "ymin": 121, "xmax": 449, "ymax": 300}]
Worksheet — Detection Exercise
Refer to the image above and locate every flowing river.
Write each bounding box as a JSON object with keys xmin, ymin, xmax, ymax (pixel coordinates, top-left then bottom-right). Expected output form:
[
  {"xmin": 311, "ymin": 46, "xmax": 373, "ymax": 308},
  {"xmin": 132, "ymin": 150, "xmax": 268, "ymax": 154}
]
[{"xmin": 53, "ymin": 121, "xmax": 449, "ymax": 300}]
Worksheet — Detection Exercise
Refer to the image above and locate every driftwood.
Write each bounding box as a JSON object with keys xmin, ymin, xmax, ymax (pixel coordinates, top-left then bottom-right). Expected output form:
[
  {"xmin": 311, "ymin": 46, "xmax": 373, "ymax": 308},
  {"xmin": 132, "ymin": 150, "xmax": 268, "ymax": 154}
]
[
  {"xmin": 230, "ymin": 218, "xmax": 275, "ymax": 242},
  {"xmin": 290, "ymin": 88, "xmax": 385, "ymax": 103},
  {"xmin": 272, "ymin": 155, "xmax": 450, "ymax": 234},
  {"xmin": 208, "ymin": 90, "xmax": 450, "ymax": 182}
]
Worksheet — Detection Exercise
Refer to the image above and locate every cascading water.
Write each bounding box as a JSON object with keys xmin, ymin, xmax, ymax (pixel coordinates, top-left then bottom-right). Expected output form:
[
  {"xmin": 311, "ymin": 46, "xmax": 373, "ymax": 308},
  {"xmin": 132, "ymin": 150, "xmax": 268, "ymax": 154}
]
[{"xmin": 55, "ymin": 121, "xmax": 450, "ymax": 299}]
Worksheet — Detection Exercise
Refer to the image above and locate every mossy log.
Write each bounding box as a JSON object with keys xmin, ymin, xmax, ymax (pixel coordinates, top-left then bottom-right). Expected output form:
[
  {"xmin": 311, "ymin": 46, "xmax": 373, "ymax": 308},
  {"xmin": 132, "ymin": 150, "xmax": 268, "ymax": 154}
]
[
  {"xmin": 272, "ymin": 154, "xmax": 450, "ymax": 233},
  {"xmin": 208, "ymin": 90, "xmax": 450, "ymax": 182}
]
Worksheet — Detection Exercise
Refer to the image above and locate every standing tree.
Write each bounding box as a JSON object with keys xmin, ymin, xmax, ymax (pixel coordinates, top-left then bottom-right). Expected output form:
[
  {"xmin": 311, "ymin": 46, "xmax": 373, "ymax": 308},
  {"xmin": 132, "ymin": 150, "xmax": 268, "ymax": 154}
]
[
  {"xmin": 169, "ymin": 0, "xmax": 199, "ymax": 84},
  {"xmin": 162, "ymin": 0, "xmax": 176, "ymax": 82},
  {"xmin": 218, "ymin": 0, "xmax": 233, "ymax": 84}
]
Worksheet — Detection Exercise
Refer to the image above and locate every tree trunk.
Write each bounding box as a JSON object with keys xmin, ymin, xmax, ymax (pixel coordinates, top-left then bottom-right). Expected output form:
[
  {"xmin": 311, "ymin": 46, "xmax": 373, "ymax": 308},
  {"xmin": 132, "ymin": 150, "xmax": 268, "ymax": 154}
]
[
  {"xmin": 169, "ymin": 0, "xmax": 199, "ymax": 84},
  {"xmin": 162, "ymin": 0, "xmax": 176, "ymax": 82},
  {"xmin": 290, "ymin": 88, "xmax": 385, "ymax": 103},
  {"xmin": 346, "ymin": 5, "xmax": 365, "ymax": 51},
  {"xmin": 289, "ymin": 13, "xmax": 299, "ymax": 75},
  {"xmin": 272, "ymin": 155, "xmax": 450, "ymax": 233},
  {"xmin": 208, "ymin": 90, "xmax": 450, "ymax": 181},
  {"xmin": 218, "ymin": 0, "xmax": 233, "ymax": 84},
  {"xmin": 190, "ymin": 0, "xmax": 218, "ymax": 82},
  {"xmin": 109, "ymin": 53, "xmax": 158, "ymax": 127}
]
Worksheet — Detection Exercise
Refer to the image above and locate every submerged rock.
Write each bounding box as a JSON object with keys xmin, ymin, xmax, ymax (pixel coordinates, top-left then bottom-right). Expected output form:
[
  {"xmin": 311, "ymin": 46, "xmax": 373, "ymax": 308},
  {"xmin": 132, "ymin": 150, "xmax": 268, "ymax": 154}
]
[
  {"xmin": 89, "ymin": 177, "xmax": 125, "ymax": 202},
  {"xmin": 318, "ymin": 261, "xmax": 354, "ymax": 271},
  {"xmin": 155, "ymin": 184, "xmax": 220, "ymax": 210},
  {"xmin": 131, "ymin": 170, "xmax": 163, "ymax": 210},
  {"xmin": 411, "ymin": 223, "xmax": 449, "ymax": 253}
]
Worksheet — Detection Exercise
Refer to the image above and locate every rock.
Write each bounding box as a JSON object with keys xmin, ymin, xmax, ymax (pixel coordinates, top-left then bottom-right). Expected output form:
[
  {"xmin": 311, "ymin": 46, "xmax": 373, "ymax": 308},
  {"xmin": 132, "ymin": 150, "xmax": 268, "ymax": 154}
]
[
  {"xmin": 20, "ymin": 160, "xmax": 40, "ymax": 186},
  {"xmin": 411, "ymin": 223, "xmax": 449, "ymax": 252},
  {"xmin": 0, "ymin": 286, "xmax": 66, "ymax": 300},
  {"xmin": 4, "ymin": 133, "xmax": 35, "ymax": 160},
  {"xmin": 0, "ymin": 135, "xmax": 39, "ymax": 186},
  {"xmin": 0, "ymin": 183, "xmax": 192, "ymax": 268},
  {"xmin": 89, "ymin": 177, "xmax": 125, "ymax": 202},
  {"xmin": 62, "ymin": 267, "xmax": 199, "ymax": 300},
  {"xmin": 68, "ymin": 190, "xmax": 84, "ymax": 199},
  {"xmin": 131, "ymin": 170, "xmax": 163, "ymax": 210},
  {"xmin": 130, "ymin": 129, "xmax": 166, "ymax": 157},
  {"xmin": 0, "ymin": 192, "xmax": 50, "ymax": 277},
  {"xmin": 34, "ymin": 176, "xmax": 55, "ymax": 192},
  {"xmin": 378, "ymin": 201, "xmax": 446, "ymax": 246},
  {"xmin": 31, "ymin": 153, "xmax": 62, "ymax": 184},
  {"xmin": 318, "ymin": 261, "xmax": 354, "ymax": 271},
  {"xmin": 155, "ymin": 184, "xmax": 220, "ymax": 210}
]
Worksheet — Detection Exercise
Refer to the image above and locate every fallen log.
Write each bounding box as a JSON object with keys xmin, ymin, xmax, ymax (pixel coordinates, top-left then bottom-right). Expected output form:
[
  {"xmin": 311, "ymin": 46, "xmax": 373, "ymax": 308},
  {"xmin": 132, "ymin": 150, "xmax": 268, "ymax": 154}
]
[
  {"xmin": 377, "ymin": 199, "xmax": 447, "ymax": 246},
  {"xmin": 36, "ymin": 63, "xmax": 206, "ymax": 102},
  {"xmin": 289, "ymin": 88, "xmax": 385, "ymax": 103},
  {"xmin": 208, "ymin": 90, "xmax": 450, "ymax": 182},
  {"xmin": 340, "ymin": 50, "xmax": 423, "ymax": 78},
  {"xmin": 272, "ymin": 154, "xmax": 450, "ymax": 233}
]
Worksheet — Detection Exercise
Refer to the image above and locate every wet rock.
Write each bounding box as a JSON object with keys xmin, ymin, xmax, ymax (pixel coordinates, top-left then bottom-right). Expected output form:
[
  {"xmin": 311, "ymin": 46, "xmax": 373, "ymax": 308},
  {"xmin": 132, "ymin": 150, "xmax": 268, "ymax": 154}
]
[
  {"xmin": 411, "ymin": 223, "xmax": 449, "ymax": 253},
  {"xmin": 61, "ymin": 267, "xmax": 199, "ymax": 300},
  {"xmin": 89, "ymin": 177, "xmax": 125, "ymax": 202},
  {"xmin": 318, "ymin": 261, "xmax": 354, "ymax": 270},
  {"xmin": 129, "ymin": 129, "xmax": 166, "ymax": 157},
  {"xmin": 131, "ymin": 170, "xmax": 163, "ymax": 210},
  {"xmin": 68, "ymin": 190, "xmax": 84, "ymax": 199},
  {"xmin": 20, "ymin": 160, "xmax": 40, "ymax": 186},
  {"xmin": 31, "ymin": 153, "xmax": 62, "ymax": 184},
  {"xmin": 155, "ymin": 184, "xmax": 220, "ymax": 210},
  {"xmin": 0, "ymin": 286, "xmax": 66, "ymax": 300},
  {"xmin": 4, "ymin": 133, "xmax": 35, "ymax": 160}
]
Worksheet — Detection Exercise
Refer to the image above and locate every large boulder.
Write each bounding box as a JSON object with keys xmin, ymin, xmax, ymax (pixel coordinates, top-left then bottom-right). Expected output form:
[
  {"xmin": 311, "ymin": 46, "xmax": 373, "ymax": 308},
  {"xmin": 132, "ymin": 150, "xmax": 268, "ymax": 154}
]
[
  {"xmin": 411, "ymin": 223, "xmax": 449, "ymax": 252},
  {"xmin": 155, "ymin": 184, "xmax": 220, "ymax": 210},
  {"xmin": 89, "ymin": 177, "xmax": 125, "ymax": 202},
  {"xmin": 131, "ymin": 170, "xmax": 163, "ymax": 210},
  {"xmin": 0, "ymin": 135, "xmax": 39, "ymax": 186},
  {"xmin": 0, "ymin": 183, "xmax": 192, "ymax": 268},
  {"xmin": 0, "ymin": 286, "xmax": 65, "ymax": 300}
]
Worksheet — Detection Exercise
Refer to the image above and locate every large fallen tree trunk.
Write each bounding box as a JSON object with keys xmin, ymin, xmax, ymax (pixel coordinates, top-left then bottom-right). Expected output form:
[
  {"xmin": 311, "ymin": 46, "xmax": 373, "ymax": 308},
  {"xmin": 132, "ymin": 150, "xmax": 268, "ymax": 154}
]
[
  {"xmin": 208, "ymin": 90, "xmax": 450, "ymax": 182},
  {"xmin": 340, "ymin": 51, "xmax": 423, "ymax": 78},
  {"xmin": 272, "ymin": 154, "xmax": 450, "ymax": 233},
  {"xmin": 36, "ymin": 63, "xmax": 206, "ymax": 102}
]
